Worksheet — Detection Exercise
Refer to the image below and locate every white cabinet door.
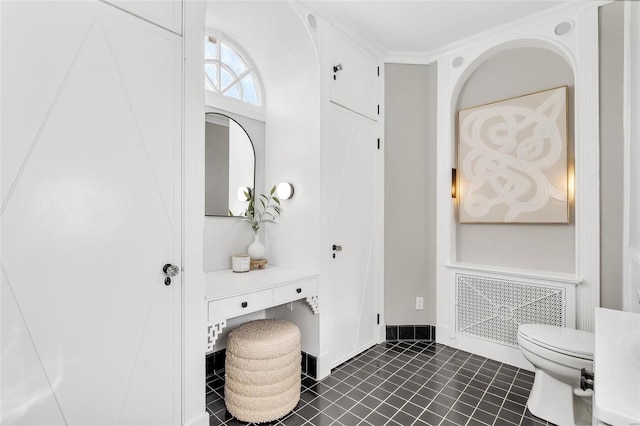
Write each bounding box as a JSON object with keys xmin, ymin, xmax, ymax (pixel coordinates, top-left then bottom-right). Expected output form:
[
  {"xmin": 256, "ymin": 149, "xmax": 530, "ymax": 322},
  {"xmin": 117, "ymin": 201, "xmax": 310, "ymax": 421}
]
[
  {"xmin": 104, "ymin": 0, "xmax": 183, "ymax": 34},
  {"xmin": 330, "ymin": 29, "xmax": 379, "ymax": 121},
  {"xmin": 328, "ymin": 103, "xmax": 377, "ymax": 366},
  {"xmin": 1, "ymin": 2, "xmax": 182, "ymax": 425}
]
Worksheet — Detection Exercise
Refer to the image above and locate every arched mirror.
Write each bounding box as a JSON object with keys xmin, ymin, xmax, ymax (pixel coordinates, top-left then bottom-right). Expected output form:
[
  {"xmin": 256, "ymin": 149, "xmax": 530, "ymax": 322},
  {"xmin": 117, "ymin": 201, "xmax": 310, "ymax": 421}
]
[{"xmin": 205, "ymin": 113, "xmax": 256, "ymax": 217}]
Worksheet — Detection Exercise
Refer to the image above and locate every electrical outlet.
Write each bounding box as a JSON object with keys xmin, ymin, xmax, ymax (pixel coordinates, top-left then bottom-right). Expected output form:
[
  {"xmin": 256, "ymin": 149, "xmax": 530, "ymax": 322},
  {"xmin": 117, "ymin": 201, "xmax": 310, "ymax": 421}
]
[{"xmin": 416, "ymin": 297, "xmax": 424, "ymax": 310}]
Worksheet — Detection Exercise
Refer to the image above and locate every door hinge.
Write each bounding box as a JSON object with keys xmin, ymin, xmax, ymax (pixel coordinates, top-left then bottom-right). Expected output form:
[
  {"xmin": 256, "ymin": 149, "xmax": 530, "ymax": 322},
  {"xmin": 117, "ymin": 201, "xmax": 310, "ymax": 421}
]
[
  {"xmin": 377, "ymin": 313, "xmax": 380, "ymax": 325},
  {"xmin": 377, "ymin": 138, "xmax": 380, "ymax": 150},
  {"xmin": 377, "ymin": 66, "xmax": 380, "ymax": 76},
  {"xmin": 377, "ymin": 105, "xmax": 380, "ymax": 115}
]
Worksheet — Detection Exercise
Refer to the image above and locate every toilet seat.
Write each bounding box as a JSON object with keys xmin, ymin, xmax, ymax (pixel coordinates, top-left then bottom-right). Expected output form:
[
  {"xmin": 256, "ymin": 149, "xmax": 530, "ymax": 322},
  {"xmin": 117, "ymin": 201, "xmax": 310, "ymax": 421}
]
[{"xmin": 518, "ymin": 324, "xmax": 594, "ymax": 361}]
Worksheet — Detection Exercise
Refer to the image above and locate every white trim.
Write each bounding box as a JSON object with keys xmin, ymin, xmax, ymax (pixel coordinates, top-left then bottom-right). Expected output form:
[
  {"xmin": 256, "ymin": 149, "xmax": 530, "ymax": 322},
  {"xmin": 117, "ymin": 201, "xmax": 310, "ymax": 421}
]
[
  {"xmin": 185, "ymin": 411, "xmax": 210, "ymax": 426},
  {"xmin": 622, "ymin": 0, "xmax": 632, "ymax": 312},
  {"xmin": 375, "ymin": 60, "xmax": 385, "ymax": 345},
  {"xmin": 384, "ymin": 1, "xmax": 609, "ymax": 65},
  {"xmin": 573, "ymin": 6, "xmax": 600, "ymax": 331},
  {"xmin": 445, "ymin": 263, "xmax": 582, "ymax": 286},
  {"xmin": 384, "ymin": 53, "xmax": 434, "ymax": 66},
  {"xmin": 182, "ymin": 2, "xmax": 208, "ymax": 426},
  {"xmin": 205, "ymin": 91, "xmax": 265, "ymax": 122},
  {"xmin": 623, "ymin": 1, "xmax": 640, "ymax": 314}
]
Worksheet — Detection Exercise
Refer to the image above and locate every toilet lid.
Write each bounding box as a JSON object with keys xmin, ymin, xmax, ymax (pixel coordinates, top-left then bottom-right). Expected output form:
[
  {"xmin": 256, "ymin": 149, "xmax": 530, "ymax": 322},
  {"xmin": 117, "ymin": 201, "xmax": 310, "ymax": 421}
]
[{"xmin": 518, "ymin": 324, "xmax": 594, "ymax": 360}]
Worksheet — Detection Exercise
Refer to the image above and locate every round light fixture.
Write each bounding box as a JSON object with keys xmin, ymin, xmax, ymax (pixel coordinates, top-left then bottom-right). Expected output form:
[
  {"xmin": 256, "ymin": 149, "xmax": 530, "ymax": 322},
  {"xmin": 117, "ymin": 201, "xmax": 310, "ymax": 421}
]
[{"xmin": 276, "ymin": 182, "xmax": 295, "ymax": 200}]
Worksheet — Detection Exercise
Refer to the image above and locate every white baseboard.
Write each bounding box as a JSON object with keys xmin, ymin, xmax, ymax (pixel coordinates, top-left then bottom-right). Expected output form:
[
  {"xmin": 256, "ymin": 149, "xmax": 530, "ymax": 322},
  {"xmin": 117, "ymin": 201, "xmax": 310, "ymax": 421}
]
[
  {"xmin": 185, "ymin": 411, "xmax": 209, "ymax": 426},
  {"xmin": 317, "ymin": 351, "xmax": 332, "ymax": 380}
]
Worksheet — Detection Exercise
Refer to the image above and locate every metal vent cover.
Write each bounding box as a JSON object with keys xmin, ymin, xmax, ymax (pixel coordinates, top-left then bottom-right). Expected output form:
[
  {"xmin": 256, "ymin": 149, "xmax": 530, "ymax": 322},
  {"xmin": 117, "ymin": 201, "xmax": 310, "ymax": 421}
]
[{"xmin": 456, "ymin": 273, "xmax": 565, "ymax": 347}]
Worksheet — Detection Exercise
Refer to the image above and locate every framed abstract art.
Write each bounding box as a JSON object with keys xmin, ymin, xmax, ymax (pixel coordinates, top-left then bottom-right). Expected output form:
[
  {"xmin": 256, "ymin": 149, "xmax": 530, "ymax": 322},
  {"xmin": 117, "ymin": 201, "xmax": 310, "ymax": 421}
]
[{"xmin": 457, "ymin": 86, "xmax": 569, "ymax": 224}]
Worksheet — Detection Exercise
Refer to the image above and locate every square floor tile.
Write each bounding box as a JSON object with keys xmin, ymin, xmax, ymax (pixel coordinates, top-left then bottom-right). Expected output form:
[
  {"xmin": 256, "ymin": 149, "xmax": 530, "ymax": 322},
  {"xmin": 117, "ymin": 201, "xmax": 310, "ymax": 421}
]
[{"xmin": 205, "ymin": 341, "xmax": 549, "ymax": 426}]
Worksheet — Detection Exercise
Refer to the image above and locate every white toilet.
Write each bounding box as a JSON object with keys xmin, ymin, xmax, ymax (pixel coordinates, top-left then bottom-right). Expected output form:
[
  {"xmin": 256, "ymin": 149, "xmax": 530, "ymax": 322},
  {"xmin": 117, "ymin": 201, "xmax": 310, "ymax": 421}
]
[{"xmin": 517, "ymin": 324, "xmax": 595, "ymax": 426}]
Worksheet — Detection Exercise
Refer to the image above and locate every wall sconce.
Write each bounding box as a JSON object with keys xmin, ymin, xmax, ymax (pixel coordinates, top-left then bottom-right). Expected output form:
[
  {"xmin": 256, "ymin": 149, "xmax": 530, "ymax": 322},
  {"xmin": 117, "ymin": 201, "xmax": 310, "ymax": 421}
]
[
  {"xmin": 568, "ymin": 165, "xmax": 575, "ymax": 204},
  {"xmin": 451, "ymin": 168, "xmax": 457, "ymax": 199},
  {"xmin": 276, "ymin": 182, "xmax": 295, "ymax": 200},
  {"xmin": 237, "ymin": 187, "xmax": 252, "ymax": 201}
]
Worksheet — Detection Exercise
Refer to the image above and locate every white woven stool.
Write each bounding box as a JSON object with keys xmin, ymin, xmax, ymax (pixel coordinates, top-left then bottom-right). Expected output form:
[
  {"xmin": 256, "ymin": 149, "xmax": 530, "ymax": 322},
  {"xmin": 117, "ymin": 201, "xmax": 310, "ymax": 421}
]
[{"xmin": 224, "ymin": 319, "xmax": 301, "ymax": 423}]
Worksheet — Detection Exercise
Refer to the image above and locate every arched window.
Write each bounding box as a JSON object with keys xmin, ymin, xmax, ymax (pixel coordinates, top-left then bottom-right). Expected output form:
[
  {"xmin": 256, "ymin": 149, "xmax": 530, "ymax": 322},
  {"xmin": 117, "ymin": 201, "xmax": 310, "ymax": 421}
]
[{"xmin": 205, "ymin": 31, "xmax": 263, "ymax": 107}]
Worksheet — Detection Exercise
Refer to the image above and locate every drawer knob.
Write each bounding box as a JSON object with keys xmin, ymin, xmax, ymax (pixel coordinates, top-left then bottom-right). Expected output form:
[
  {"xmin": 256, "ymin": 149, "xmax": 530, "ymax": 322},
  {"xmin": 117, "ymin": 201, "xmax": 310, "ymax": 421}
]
[
  {"xmin": 241, "ymin": 301, "xmax": 248, "ymax": 308},
  {"xmin": 296, "ymin": 288, "xmax": 302, "ymax": 293}
]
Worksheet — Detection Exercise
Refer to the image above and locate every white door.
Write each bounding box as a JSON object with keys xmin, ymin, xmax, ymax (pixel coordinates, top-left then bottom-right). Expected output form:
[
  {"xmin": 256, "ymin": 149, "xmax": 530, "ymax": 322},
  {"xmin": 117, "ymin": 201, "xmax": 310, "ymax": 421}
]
[
  {"xmin": 330, "ymin": 30, "xmax": 379, "ymax": 121},
  {"xmin": 1, "ymin": 2, "xmax": 182, "ymax": 425},
  {"xmin": 328, "ymin": 103, "xmax": 378, "ymax": 366}
]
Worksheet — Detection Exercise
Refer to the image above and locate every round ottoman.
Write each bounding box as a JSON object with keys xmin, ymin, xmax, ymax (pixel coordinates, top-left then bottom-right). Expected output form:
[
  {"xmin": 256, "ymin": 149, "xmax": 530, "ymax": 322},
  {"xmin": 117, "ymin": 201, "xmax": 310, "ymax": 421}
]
[{"xmin": 224, "ymin": 319, "xmax": 301, "ymax": 423}]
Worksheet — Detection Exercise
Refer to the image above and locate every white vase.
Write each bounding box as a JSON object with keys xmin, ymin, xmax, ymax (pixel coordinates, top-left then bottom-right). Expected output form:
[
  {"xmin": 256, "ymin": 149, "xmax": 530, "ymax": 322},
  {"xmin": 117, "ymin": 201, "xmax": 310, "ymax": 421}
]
[{"xmin": 248, "ymin": 232, "xmax": 265, "ymax": 260}]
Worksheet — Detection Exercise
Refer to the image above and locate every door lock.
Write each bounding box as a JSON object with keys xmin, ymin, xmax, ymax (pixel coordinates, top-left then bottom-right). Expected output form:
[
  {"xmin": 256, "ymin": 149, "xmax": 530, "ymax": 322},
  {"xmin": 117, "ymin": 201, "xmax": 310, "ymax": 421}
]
[
  {"xmin": 162, "ymin": 264, "xmax": 179, "ymax": 286},
  {"xmin": 333, "ymin": 63, "xmax": 343, "ymax": 80}
]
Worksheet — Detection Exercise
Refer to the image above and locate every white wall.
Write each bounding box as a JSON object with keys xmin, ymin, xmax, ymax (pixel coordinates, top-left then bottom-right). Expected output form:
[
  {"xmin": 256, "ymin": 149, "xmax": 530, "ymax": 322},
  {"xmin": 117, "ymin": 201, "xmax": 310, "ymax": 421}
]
[
  {"xmin": 204, "ymin": 1, "xmax": 320, "ymax": 273},
  {"xmin": 203, "ymin": 1, "xmax": 321, "ymax": 356}
]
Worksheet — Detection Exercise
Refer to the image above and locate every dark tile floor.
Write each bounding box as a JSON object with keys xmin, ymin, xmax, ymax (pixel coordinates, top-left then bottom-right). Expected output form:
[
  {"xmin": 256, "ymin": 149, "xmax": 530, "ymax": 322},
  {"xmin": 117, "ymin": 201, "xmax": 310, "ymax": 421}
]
[{"xmin": 206, "ymin": 341, "xmax": 555, "ymax": 426}]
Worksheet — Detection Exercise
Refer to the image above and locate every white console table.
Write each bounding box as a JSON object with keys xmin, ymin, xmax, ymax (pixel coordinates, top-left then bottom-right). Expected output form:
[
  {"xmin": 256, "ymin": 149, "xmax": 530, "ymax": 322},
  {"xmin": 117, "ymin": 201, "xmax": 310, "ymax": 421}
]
[{"xmin": 205, "ymin": 265, "xmax": 319, "ymax": 352}]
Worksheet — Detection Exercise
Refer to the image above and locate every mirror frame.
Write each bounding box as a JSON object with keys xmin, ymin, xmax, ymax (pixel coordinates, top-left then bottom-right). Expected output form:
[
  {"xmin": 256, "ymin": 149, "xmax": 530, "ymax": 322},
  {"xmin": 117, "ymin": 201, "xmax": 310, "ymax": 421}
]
[{"xmin": 204, "ymin": 112, "xmax": 256, "ymax": 217}]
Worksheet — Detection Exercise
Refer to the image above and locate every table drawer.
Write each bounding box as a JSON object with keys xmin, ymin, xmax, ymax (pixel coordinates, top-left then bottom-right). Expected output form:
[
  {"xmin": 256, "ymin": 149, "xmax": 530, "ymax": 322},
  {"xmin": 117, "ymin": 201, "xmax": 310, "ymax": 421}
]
[
  {"xmin": 273, "ymin": 278, "xmax": 319, "ymax": 304},
  {"xmin": 208, "ymin": 288, "xmax": 273, "ymax": 322}
]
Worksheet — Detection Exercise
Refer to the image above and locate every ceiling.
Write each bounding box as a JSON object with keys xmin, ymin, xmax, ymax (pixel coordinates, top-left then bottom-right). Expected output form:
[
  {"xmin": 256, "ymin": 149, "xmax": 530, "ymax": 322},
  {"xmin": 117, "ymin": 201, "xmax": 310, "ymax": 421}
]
[{"xmin": 302, "ymin": 1, "xmax": 568, "ymax": 54}]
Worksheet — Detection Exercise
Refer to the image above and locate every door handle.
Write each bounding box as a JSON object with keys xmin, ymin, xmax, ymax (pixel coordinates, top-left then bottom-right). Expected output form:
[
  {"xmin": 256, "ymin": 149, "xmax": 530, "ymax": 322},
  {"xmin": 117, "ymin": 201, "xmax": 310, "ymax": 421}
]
[
  {"xmin": 332, "ymin": 244, "xmax": 342, "ymax": 252},
  {"xmin": 163, "ymin": 264, "xmax": 180, "ymax": 277}
]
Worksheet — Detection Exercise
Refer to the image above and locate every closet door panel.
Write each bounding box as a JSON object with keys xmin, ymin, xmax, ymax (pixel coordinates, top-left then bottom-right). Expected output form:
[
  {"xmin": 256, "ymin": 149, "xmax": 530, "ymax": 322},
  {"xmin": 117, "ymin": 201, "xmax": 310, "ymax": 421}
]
[
  {"xmin": 0, "ymin": 1, "xmax": 96, "ymax": 204},
  {"xmin": 1, "ymin": 2, "xmax": 182, "ymax": 424},
  {"xmin": 103, "ymin": 0, "xmax": 183, "ymax": 34},
  {"xmin": 328, "ymin": 104, "xmax": 377, "ymax": 366},
  {"xmin": 330, "ymin": 30, "xmax": 378, "ymax": 121}
]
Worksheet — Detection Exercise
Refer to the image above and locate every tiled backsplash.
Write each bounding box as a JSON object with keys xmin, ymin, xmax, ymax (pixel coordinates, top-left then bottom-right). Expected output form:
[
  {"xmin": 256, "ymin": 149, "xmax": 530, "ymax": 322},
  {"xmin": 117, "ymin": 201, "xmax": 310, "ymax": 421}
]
[{"xmin": 386, "ymin": 324, "xmax": 436, "ymax": 341}]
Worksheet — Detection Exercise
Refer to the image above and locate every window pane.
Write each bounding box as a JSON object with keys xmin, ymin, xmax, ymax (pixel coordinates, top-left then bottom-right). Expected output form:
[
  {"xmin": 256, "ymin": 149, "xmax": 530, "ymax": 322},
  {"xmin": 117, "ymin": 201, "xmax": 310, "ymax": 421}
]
[
  {"xmin": 240, "ymin": 74, "xmax": 259, "ymax": 105},
  {"xmin": 224, "ymin": 83, "xmax": 241, "ymax": 100},
  {"xmin": 221, "ymin": 41, "xmax": 247, "ymax": 76},
  {"xmin": 220, "ymin": 67, "xmax": 235, "ymax": 91},
  {"xmin": 205, "ymin": 63, "xmax": 218, "ymax": 90},
  {"xmin": 204, "ymin": 31, "xmax": 263, "ymax": 108},
  {"xmin": 205, "ymin": 40, "xmax": 217, "ymax": 60}
]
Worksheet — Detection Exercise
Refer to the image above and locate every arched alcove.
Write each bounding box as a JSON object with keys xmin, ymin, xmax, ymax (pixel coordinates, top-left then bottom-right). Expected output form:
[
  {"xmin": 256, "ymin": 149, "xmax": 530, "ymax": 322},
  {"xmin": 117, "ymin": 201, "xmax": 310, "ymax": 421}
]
[
  {"xmin": 203, "ymin": 1, "xmax": 321, "ymax": 273},
  {"xmin": 454, "ymin": 46, "xmax": 576, "ymax": 273},
  {"xmin": 201, "ymin": 0, "xmax": 322, "ymax": 369},
  {"xmin": 435, "ymin": 8, "xmax": 601, "ymax": 368}
]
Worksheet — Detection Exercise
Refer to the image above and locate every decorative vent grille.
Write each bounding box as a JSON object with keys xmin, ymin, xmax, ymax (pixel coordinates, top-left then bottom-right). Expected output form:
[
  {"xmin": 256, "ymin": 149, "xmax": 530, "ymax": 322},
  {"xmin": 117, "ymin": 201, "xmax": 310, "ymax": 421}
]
[{"xmin": 456, "ymin": 274, "xmax": 565, "ymax": 347}]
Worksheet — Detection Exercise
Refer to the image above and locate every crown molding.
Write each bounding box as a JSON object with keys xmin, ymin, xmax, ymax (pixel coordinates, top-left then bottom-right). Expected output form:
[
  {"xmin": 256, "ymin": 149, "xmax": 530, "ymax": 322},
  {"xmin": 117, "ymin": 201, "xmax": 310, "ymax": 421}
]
[{"xmin": 384, "ymin": 0, "xmax": 609, "ymax": 65}]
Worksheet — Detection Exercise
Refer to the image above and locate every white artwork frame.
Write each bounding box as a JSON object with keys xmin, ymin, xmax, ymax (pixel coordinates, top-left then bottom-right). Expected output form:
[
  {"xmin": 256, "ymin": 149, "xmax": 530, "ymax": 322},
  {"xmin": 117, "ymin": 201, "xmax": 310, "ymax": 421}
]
[{"xmin": 458, "ymin": 86, "xmax": 569, "ymax": 224}]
